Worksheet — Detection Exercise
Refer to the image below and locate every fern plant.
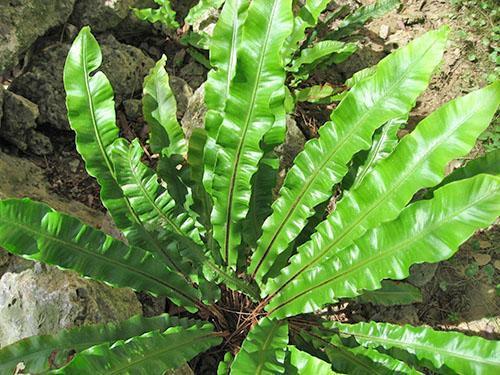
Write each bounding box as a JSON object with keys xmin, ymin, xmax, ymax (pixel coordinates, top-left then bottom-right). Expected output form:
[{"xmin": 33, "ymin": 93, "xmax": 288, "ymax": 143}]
[{"xmin": 0, "ymin": 0, "xmax": 499, "ymax": 373}]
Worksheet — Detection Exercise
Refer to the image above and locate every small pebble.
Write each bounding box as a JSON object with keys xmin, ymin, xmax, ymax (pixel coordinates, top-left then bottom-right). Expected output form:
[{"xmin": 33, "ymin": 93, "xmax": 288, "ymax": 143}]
[
  {"xmin": 69, "ymin": 159, "xmax": 80, "ymax": 173},
  {"xmin": 379, "ymin": 24, "xmax": 390, "ymax": 40}
]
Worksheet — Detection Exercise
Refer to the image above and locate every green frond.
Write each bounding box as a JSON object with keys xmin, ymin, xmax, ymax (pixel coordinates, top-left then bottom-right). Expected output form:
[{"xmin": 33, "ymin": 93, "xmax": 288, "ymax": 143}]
[
  {"xmin": 0, "ymin": 199, "xmax": 203, "ymax": 312},
  {"xmin": 329, "ymin": 321, "xmax": 500, "ymax": 374},
  {"xmin": 143, "ymin": 56, "xmax": 186, "ymax": 156},
  {"xmin": 230, "ymin": 318, "xmax": 289, "ymax": 374},
  {"xmin": 0, "ymin": 314, "xmax": 197, "ymax": 374},
  {"xmin": 265, "ymin": 82, "xmax": 499, "ymax": 302},
  {"xmin": 207, "ymin": 0, "xmax": 293, "ymax": 268},
  {"xmin": 52, "ymin": 322, "xmax": 221, "ymax": 374},
  {"xmin": 266, "ymin": 174, "xmax": 500, "ymax": 317},
  {"xmin": 250, "ymin": 27, "xmax": 449, "ymax": 286}
]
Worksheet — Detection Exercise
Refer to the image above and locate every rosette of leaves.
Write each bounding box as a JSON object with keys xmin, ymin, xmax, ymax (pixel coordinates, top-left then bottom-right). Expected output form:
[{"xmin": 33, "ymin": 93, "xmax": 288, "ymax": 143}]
[{"xmin": 0, "ymin": 0, "xmax": 499, "ymax": 373}]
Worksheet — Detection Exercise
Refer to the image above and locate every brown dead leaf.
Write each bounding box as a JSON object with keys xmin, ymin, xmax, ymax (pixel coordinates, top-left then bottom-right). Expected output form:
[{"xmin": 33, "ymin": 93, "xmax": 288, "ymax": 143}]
[
  {"xmin": 494, "ymin": 260, "xmax": 500, "ymax": 271},
  {"xmin": 473, "ymin": 253, "xmax": 491, "ymax": 266},
  {"xmin": 479, "ymin": 240, "xmax": 492, "ymax": 249}
]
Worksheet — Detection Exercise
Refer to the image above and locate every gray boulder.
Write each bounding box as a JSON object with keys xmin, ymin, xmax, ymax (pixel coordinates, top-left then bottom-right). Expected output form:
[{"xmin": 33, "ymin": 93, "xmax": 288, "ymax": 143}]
[
  {"xmin": 0, "ymin": 0, "xmax": 76, "ymax": 74},
  {"xmin": 0, "ymin": 266, "xmax": 141, "ymax": 347},
  {"xmin": 123, "ymin": 98, "xmax": 143, "ymax": 122},
  {"xmin": 99, "ymin": 35, "xmax": 154, "ymax": 100},
  {"xmin": 26, "ymin": 130, "xmax": 54, "ymax": 156},
  {"xmin": 9, "ymin": 43, "xmax": 70, "ymax": 130},
  {"xmin": 0, "ymin": 90, "xmax": 53, "ymax": 155},
  {"xmin": 276, "ymin": 116, "xmax": 306, "ymax": 170},
  {"xmin": 10, "ymin": 37, "xmax": 153, "ymax": 130},
  {"xmin": 170, "ymin": 76, "xmax": 194, "ymax": 119},
  {"xmin": 181, "ymin": 84, "xmax": 206, "ymax": 139},
  {"xmin": 70, "ymin": 0, "xmax": 135, "ymax": 32},
  {"xmin": 408, "ymin": 263, "xmax": 439, "ymax": 287},
  {"xmin": 0, "ymin": 90, "xmax": 38, "ymax": 151},
  {"xmin": 179, "ymin": 61, "xmax": 206, "ymax": 89}
]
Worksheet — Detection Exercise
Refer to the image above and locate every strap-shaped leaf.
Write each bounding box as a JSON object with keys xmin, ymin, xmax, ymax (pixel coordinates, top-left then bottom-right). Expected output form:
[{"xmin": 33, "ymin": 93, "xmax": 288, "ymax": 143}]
[
  {"xmin": 111, "ymin": 139, "xmax": 203, "ymax": 262},
  {"xmin": 329, "ymin": 321, "xmax": 500, "ymax": 375},
  {"xmin": 0, "ymin": 314, "xmax": 196, "ymax": 374},
  {"xmin": 285, "ymin": 345, "xmax": 337, "ymax": 374},
  {"xmin": 143, "ymin": 56, "xmax": 186, "ymax": 156},
  {"xmin": 203, "ymin": 0, "xmax": 250, "ymax": 197},
  {"xmin": 327, "ymin": 0, "xmax": 400, "ymax": 40},
  {"xmin": 187, "ymin": 128, "xmax": 215, "ymax": 245},
  {"xmin": 53, "ymin": 323, "xmax": 221, "ymax": 374},
  {"xmin": 433, "ymin": 148, "xmax": 500, "ymax": 191},
  {"xmin": 0, "ymin": 198, "xmax": 203, "ymax": 312},
  {"xmin": 301, "ymin": 330, "xmax": 420, "ymax": 375},
  {"xmin": 355, "ymin": 280, "xmax": 422, "ymax": 306},
  {"xmin": 266, "ymin": 174, "xmax": 500, "ymax": 318},
  {"xmin": 265, "ymin": 81, "xmax": 500, "ymax": 298},
  {"xmin": 209, "ymin": 0, "xmax": 293, "ymax": 267},
  {"xmin": 351, "ymin": 117, "xmax": 405, "ymax": 189},
  {"xmin": 295, "ymin": 84, "xmax": 344, "ymax": 104},
  {"xmin": 63, "ymin": 27, "xmax": 164, "ymax": 254},
  {"xmin": 242, "ymin": 150, "xmax": 280, "ymax": 250},
  {"xmin": 111, "ymin": 138, "xmax": 257, "ymax": 301},
  {"xmin": 250, "ymin": 27, "xmax": 448, "ymax": 284},
  {"xmin": 288, "ymin": 40, "xmax": 357, "ymax": 76},
  {"xmin": 289, "ymin": 40, "xmax": 357, "ymax": 71},
  {"xmin": 230, "ymin": 318, "xmax": 289, "ymax": 374},
  {"xmin": 143, "ymin": 56, "xmax": 190, "ymax": 206},
  {"xmin": 282, "ymin": 0, "xmax": 331, "ymax": 60},
  {"xmin": 186, "ymin": 0, "xmax": 226, "ymax": 25}
]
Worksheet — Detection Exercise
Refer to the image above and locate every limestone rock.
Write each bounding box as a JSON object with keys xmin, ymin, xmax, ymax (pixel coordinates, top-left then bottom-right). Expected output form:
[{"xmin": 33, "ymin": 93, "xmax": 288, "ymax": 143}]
[
  {"xmin": 100, "ymin": 34, "xmax": 155, "ymax": 100},
  {"xmin": 181, "ymin": 84, "xmax": 205, "ymax": 139},
  {"xmin": 0, "ymin": 0, "xmax": 76, "ymax": 73},
  {"xmin": 0, "ymin": 90, "xmax": 51, "ymax": 155},
  {"xmin": 123, "ymin": 99, "xmax": 143, "ymax": 121},
  {"xmin": 0, "ymin": 90, "xmax": 38, "ymax": 151},
  {"xmin": 276, "ymin": 116, "xmax": 306, "ymax": 170},
  {"xmin": 9, "ymin": 43, "xmax": 70, "ymax": 130},
  {"xmin": 179, "ymin": 61, "xmax": 206, "ymax": 89},
  {"xmin": 70, "ymin": 0, "xmax": 135, "ymax": 32},
  {"xmin": 10, "ymin": 38, "xmax": 153, "ymax": 130},
  {"xmin": 408, "ymin": 263, "xmax": 439, "ymax": 287},
  {"xmin": 0, "ymin": 151, "xmax": 118, "ymax": 235},
  {"xmin": 0, "ymin": 250, "xmax": 31, "ymax": 278},
  {"xmin": 170, "ymin": 76, "xmax": 193, "ymax": 119},
  {"xmin": 0, "ymin": 266, "xmax": 141, "ymax": 347}
]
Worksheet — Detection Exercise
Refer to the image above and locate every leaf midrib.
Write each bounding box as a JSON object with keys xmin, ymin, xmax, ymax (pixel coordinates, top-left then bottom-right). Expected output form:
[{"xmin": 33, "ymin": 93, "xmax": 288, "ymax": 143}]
[
  {"xmin": 80, "ymin": 34, "xmax": 186, "ymax": 272},
  {"xmin": 107, "ymin": 332, "xmax": 215, "ymax": 374},
  {"xmin": 253, "ymin": 37, "xmax": 439, "ymax": 279},
  {"xmin": 0, "ymin": 216, "xmax": 199, "ymax": 307},
  {"xmin": 269, "ymin": 187, "xmax": 497, "ymax": 314},
  {"xmin": 270, "ymin": 107, "xmax": 478, "ymax": 297},
  {"xmin": 335, "ymin": 327, "xmax": 499, "ymax": 367},
  {"xmin": 353, "ymin": 119, "xmax": 399, "ymax": 189},
  {"xmin": 254, "ymin": 323, "xmax": 282, "ymax": 374},
  {"xmin": 223, "ymin": 0, "xmax": 281, "ymax": 263}
]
